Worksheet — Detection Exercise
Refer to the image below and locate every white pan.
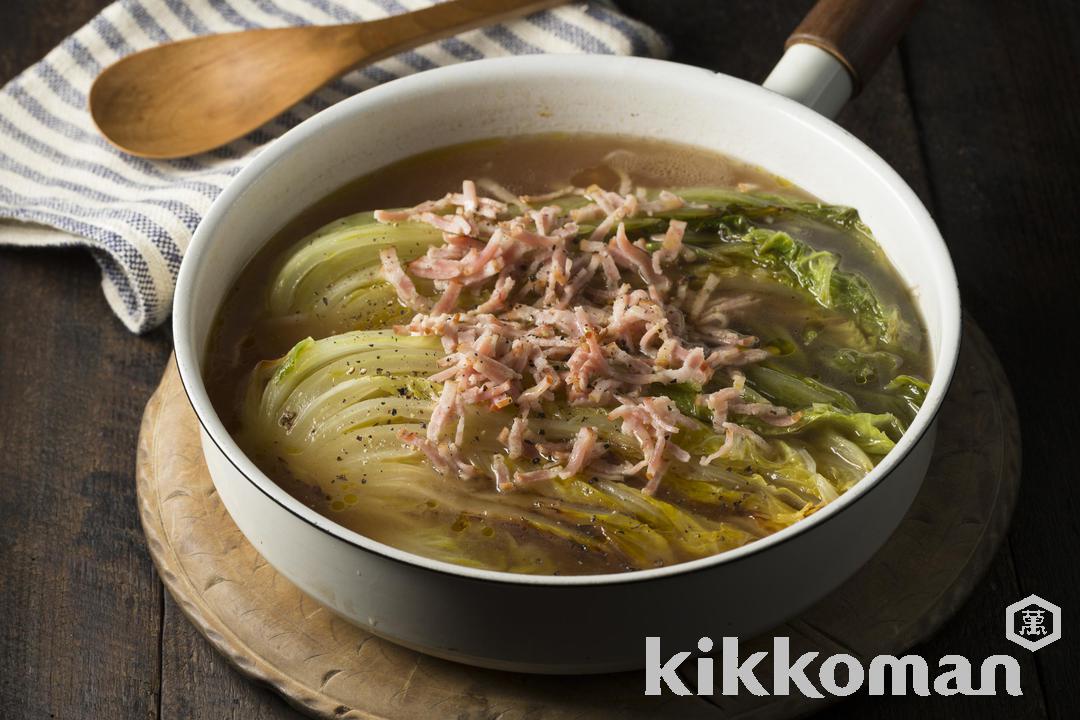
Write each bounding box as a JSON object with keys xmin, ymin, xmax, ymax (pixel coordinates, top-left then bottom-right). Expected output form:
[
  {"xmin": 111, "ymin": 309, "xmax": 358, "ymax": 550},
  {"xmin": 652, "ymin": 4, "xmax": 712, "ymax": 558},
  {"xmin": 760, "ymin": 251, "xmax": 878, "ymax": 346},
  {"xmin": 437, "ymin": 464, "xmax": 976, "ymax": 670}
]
[{"xmin": 173, "ymin": 0, "xmax": 959, "ymax": 673}]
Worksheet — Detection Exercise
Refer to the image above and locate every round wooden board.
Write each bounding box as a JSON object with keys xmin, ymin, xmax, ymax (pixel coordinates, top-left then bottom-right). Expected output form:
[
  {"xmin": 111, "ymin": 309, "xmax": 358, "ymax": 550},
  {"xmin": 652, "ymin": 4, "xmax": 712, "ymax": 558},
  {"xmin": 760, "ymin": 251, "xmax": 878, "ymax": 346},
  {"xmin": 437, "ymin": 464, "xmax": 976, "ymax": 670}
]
[{"xmin": 136, "ymin": 319, "xmax": 1019, "ymax": 719}]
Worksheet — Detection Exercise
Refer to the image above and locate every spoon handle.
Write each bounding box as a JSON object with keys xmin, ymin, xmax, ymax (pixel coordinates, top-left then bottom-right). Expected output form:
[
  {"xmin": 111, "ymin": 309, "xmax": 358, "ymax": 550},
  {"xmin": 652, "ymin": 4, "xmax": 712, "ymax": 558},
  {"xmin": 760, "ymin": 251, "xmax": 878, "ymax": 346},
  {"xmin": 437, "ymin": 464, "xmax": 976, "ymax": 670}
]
[{"xmin": 345, "ymin": 0, "xmax": 568, "ymax": 66}]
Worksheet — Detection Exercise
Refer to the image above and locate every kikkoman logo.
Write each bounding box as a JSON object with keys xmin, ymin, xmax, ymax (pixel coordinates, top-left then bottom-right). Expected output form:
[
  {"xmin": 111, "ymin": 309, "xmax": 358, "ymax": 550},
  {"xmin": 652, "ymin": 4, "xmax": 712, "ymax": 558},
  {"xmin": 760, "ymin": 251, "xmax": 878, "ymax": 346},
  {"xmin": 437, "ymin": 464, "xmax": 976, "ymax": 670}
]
[{"xmin": 644, "ymin": 637, "xmax": 1023, "ymax": 697}]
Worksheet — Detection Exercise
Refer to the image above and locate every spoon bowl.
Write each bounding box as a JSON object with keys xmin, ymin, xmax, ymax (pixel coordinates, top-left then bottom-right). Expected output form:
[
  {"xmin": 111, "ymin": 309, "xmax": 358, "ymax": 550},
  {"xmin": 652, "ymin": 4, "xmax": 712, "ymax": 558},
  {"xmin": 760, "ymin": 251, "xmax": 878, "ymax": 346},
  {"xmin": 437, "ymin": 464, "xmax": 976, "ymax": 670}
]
[{"xmin": 89, "ymin": 0, "xmax": 564, "ymax": 158}]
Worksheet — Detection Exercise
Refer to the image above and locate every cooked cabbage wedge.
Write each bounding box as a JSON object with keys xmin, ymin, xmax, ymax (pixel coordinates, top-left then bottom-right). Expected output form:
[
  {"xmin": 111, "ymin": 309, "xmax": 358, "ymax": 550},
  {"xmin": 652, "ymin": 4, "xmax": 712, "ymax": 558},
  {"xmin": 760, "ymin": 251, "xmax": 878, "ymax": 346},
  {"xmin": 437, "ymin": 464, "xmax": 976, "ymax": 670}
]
[
  {"xmin": 234, "ymin": 187, "xmax": 929, "ymax": 575},
  {"xmin": 263, "ymin": 212, "xmax": 443, "ymax": 339}
]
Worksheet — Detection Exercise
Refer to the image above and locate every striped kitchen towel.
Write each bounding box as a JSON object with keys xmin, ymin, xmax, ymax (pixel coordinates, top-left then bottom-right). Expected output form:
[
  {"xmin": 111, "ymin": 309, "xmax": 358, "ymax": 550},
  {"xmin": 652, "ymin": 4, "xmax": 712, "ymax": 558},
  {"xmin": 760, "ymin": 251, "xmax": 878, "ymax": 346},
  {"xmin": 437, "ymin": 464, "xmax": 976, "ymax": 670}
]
[{"xmin": 0, "ymin": 1, "xmax": 667, "ymax": 333}]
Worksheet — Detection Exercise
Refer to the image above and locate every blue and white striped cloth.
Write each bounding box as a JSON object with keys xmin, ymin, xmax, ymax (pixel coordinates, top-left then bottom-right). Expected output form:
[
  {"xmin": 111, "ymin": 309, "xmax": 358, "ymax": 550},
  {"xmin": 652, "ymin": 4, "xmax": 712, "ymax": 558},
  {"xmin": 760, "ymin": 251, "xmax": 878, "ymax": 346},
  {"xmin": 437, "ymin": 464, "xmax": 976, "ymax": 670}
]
[{"xmin": 0, "ymin": 1, "xmax": 666, "ymax": 333}]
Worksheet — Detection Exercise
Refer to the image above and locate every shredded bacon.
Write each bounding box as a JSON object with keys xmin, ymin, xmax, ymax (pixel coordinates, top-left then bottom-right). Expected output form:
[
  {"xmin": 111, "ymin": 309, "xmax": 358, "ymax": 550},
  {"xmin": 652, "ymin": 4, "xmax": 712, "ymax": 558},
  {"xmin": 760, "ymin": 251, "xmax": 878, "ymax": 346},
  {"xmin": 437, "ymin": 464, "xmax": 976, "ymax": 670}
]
[
  {"xmin": 652, "ymin": 219, "xmax": 686, "ymax": 274},
  {"xmin": 700, "ymin": 372, "xmax": 746, "ymax": 431},
  {"xmin": 379, "ymin": 247, "xmax": 429, "ymax": 312},
  {"xmin": 609, "ymin": 396, "xmax": 693, "ymax": 494},
  {"xmin": 700, "ymin": 422, "xmax": 770, "ymax": 466},
  {"xmin": 431, "ymin": 281, "xmax": 462, "ymax": 314},
  {"xmin": 561, "ymin": 427, "xmax": 600, "ymax": 479},
  {"xmin": 375, "ymin": 179, "xmax": 793, "ymax": 495},
  {"xmin": 397, "ymin": 429, "xmax": 450, "ymax": 474}
]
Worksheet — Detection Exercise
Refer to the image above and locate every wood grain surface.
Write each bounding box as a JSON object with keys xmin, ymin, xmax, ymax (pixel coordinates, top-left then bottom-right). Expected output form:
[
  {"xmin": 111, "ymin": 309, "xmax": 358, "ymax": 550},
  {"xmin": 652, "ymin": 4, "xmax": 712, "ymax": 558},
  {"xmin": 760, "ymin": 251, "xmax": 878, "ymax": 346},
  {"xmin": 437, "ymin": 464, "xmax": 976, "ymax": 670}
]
[
  {"xmin": 2, "ymin": 1, "xmax": 1077, "ymax": 718},
  {"xmin": 134, "ymin": 320, "xmax": 1018, "ymax": 720}
]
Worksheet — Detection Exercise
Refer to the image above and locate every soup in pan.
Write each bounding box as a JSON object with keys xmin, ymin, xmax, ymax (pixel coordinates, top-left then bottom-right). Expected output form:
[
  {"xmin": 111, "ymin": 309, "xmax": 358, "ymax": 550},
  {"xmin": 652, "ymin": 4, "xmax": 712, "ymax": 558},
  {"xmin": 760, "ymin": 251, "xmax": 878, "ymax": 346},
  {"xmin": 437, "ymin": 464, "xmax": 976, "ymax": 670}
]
[{"xmin": 205, "ymin": 134, "xmax": 931, "ymax": 576}]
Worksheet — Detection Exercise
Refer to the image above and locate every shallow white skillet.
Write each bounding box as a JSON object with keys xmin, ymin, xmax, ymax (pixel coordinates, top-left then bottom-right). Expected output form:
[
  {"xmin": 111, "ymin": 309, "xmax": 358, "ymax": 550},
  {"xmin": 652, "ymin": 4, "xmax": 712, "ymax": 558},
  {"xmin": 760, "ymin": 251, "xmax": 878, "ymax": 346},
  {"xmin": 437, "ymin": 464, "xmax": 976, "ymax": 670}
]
[{"xmin": 173, "ymin": 0, "xmax": 959, "ymax": 673}]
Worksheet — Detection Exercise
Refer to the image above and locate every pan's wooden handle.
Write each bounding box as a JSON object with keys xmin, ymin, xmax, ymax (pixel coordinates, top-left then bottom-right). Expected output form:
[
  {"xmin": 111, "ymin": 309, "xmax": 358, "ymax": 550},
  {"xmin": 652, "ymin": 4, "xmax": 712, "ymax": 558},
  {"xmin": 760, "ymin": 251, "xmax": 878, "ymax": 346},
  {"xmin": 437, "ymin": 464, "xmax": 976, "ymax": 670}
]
[{"xmin": 786, "ymin": 0, "xmax": 923, "ymax": 93}]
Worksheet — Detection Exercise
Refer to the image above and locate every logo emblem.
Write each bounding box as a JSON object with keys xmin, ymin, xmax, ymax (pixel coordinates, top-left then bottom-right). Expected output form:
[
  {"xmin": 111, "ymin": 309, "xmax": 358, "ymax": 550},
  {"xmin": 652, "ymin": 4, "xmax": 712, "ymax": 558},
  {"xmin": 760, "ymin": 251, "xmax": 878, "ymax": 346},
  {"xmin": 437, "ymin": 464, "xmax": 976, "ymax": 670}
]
[{"xmin": 1006, "ymin": 594, "xmax": 1061, "ymax": 651}]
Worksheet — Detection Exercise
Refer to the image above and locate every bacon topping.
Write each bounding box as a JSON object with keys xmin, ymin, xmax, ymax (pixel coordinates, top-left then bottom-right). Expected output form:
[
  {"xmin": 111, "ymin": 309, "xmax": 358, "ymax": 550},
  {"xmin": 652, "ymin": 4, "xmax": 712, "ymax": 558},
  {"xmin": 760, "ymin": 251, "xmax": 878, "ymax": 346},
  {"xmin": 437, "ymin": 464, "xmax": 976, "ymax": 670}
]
[
  {"xmin": 379, "ymin": 247, "xmax": 430, "ymax": 312},
  {"xmin": 374, "ymin": 179, "xmax": 793, "ymax": 494}
]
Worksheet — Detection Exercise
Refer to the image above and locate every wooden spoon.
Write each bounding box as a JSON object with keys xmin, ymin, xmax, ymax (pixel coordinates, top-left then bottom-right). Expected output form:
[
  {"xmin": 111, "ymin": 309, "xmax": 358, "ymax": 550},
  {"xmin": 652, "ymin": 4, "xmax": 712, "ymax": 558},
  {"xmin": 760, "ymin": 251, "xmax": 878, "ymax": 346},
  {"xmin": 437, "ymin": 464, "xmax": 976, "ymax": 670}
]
[{"xmin": 89, "ymin": 0, "xmax": 565, "ymax": 159}]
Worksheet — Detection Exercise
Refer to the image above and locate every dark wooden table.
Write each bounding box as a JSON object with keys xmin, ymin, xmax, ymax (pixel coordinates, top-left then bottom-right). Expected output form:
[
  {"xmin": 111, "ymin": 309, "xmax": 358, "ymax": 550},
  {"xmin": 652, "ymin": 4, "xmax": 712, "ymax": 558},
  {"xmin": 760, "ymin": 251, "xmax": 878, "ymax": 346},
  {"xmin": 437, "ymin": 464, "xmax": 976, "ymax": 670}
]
[{"xmin": 1, "ymin": 1, "xmax": 1076, "ymax": 718}]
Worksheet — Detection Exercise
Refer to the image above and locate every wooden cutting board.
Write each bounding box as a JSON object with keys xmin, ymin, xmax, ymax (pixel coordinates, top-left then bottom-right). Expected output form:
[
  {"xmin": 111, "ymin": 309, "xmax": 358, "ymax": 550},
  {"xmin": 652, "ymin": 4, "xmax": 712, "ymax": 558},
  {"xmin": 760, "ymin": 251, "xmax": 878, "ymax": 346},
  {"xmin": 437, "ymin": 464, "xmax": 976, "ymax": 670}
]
[{"xmin": 135, "ymin": 319, "xmax": 1019, "ymax": 719}]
